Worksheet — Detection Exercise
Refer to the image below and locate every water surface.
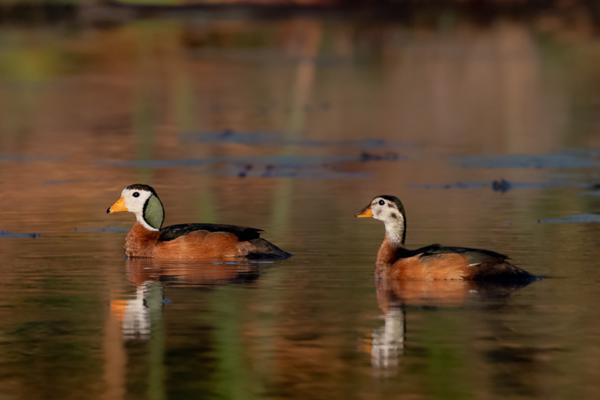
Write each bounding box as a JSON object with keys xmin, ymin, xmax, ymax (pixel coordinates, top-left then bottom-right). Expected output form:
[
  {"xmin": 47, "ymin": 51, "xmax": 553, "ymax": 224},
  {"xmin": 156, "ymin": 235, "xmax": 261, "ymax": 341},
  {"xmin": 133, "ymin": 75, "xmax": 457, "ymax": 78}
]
[{"xmin": 1, "ymin": 14, "xmax": 600, "ymax": 400}]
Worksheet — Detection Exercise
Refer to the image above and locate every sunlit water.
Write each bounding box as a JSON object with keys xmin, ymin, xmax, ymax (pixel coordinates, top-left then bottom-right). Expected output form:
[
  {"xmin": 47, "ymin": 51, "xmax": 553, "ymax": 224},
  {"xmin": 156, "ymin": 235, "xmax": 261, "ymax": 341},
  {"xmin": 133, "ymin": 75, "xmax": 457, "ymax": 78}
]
[{"xmin": 1, "ymin": 14, "xmax": 600, "ymax": 399}]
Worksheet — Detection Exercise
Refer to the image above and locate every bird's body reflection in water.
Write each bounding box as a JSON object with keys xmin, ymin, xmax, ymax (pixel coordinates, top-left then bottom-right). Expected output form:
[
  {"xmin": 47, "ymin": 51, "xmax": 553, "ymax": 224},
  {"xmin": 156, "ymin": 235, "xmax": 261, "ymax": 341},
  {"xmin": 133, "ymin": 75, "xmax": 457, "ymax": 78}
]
[
  {"xmin": 368, "ymin": 271, "xmax": 533, "ymax": 372},
  {"xmin": 110, "ymin": 280, "xmax": 163, "ymax": 340},
  {"xmin": 109, "ymin": 258, "xmax": 260, "ymax": 340}
]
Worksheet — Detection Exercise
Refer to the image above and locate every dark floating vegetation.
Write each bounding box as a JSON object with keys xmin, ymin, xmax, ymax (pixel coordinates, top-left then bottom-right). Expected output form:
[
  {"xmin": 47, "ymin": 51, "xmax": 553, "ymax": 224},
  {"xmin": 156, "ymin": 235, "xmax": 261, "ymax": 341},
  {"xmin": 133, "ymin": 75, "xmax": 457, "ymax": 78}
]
[
  {"xmin": 491, "ymin": 179, "xmax": 512, "ymax": 193},
  {"xmin": 358, "ymin": 151, "xmax": 403, "ymax": 162},
  {"xmin": 0, "ymin": 230, "xmax": 40, "ymax": 238}
]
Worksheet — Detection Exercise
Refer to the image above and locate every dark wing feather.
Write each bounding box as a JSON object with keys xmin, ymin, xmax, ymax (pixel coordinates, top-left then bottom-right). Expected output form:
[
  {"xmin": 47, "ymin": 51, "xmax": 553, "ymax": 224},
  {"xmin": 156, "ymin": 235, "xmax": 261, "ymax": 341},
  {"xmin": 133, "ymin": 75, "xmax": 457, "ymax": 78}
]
[
  {"xmin": 159, "ymin": 223, "xmax": 263, "ymax": 242},
  {"xmin": 408, "ymin": 244, "xmax": 509, "ymax": 264}
]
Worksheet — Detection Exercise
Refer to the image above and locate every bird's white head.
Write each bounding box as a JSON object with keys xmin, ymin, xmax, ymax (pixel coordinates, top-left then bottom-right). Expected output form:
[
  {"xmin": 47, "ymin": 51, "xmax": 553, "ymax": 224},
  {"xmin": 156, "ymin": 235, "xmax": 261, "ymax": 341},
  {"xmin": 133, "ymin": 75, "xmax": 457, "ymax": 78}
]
[
  {"xmin": 356, "ymin": 195, "xmax": 407, "ymax": 246},
  {"xmin": 107, "ymin": 184, "xmax": 164, "ymax": 231}
]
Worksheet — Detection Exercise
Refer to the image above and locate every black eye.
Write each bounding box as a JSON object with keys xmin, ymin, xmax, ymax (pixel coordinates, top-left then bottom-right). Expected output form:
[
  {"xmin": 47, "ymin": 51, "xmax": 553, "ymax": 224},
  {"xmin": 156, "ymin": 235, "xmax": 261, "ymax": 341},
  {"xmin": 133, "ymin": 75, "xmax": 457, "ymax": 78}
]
[
  {"xmin": 133, "ymin": 192, "xmax": 140, "ymax": 198},
  {"xmin": 378, "ymin": 199, "xmax": 385, "ymax": 206}
]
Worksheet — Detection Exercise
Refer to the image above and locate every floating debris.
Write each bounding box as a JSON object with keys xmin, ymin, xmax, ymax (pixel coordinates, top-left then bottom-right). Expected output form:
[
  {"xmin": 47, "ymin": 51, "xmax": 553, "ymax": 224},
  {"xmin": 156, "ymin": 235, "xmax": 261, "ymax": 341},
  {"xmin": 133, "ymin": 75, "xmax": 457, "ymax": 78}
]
[
  {"xmin": 491, "ymin": 179, "xmax": 512, "ymax": 193},
  {"xmin": 359, "ymin": 151, "xmax": 403, "ymax": 162},
  {"xmin": 237, "ymin": 164, "xmax": 253, "ymax": 178}
]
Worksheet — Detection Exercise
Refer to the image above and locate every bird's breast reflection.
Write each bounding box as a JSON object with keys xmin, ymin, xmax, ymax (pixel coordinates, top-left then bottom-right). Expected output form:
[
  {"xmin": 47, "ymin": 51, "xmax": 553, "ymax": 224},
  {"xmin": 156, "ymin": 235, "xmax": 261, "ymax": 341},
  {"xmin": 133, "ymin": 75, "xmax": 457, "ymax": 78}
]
[
  {"xmin": 110, "ymin": 281, "xmax": 162, "ymax": 340},
  {"xmin": 370, "ymin": 307, "xmax": 405, "ymax": 371},
  {"xmin": 109, "ymin": 258, "xmax": 261, "ymax": 340}
]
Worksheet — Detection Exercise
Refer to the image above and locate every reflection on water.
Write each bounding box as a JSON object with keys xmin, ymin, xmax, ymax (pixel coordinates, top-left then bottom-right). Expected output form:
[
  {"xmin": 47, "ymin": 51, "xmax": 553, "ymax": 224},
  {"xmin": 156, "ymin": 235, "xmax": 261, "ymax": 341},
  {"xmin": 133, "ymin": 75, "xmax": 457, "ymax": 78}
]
[
  {"xmin": 124, "ymin": 258, "xmax": 260, "ymax": 288},
  {"xmin": 369, "ymin": 307, "xmax": 405, "ymax": 372},
  {"xmin": 111, "ymin": 281, "xmax": 163, "ymax": 340},
  {"xmin": 110, "ymin": 259, "xmax": 260, "ymax": 340},
  {"xmin": 1, "ymin": 11, "xmax": 600, "ymax": 400},
  {"xmin": 367, "ymin": 275, "xmax": 533, "ymax": 373}
]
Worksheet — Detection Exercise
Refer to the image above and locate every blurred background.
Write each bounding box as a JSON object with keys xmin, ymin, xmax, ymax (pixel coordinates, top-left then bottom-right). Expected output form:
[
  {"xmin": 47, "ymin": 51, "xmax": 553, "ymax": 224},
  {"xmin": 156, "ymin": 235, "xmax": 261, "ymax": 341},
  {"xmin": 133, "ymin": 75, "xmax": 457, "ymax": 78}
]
[{"xmin": 2, "ymin": 1, "xmax": 600, "ymax": 399}]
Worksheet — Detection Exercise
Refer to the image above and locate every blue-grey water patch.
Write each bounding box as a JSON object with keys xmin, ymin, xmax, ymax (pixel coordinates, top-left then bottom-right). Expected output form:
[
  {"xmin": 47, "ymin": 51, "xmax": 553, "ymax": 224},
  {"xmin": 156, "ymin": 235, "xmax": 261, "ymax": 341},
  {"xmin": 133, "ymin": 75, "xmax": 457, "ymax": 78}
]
[
  {"xmin": 414, "ymin": 181, "xmax": 489, "ymax": 190},
  {"xmin": 229, "ymin": 164, "xmax": 368, "ymax": 179},
  {"xmin": 74, "ymin": 226, "xmax": 129, "ymax": 233},
  {"xmin": 99, "ymin": 151, "xmax": 401, "ymax": 177},
  {"xmin": 100, "ymin": 158, "xmax": 213, "ymax": 168},
  {"xmin": 538, "ymin": 214, "xmax": 600, "ymax": 224},
  {"xmin": 414, "ymin": 179, "xmax": 588, "ymax": 191},
  {"xmin": 456, "ymin": 151, "xmax": 600, "ymax": 169},
  {"xmin": 43, "ymin": 179, "xmax": 85, "ymax": 186},
  {"xmin": 0, "ymin": 230, "xmax": 40, "ymax": 238},
  {"xmin": 0, "ymin": 154, "xmax": 62, "ymax": 163},
  {"xmin": 181, "ymin": 130, "xmax": 405, "ymax": 149}
]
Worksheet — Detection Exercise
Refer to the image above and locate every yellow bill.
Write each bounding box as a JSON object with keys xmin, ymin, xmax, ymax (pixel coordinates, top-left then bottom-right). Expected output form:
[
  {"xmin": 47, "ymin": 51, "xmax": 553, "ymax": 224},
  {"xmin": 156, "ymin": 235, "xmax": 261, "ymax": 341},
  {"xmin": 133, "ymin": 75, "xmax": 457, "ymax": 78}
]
[
  {"xmin": 355, "ymin": 206, "xmax": 373, "ymax": 218},
  {"xmin": 107, "ymin": 196, "xmax": 128, "ymax": 214}
]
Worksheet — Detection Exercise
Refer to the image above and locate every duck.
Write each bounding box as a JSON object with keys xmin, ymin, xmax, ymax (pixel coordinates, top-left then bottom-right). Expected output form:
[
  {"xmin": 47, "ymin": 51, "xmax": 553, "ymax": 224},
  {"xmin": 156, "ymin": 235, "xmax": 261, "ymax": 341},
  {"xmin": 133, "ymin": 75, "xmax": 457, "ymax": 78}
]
[
  {"xmin": 107, "ymin": 184, "xmax": 291, "ymax": 261},
  {"xmin": 356, "ymin": 195, "xmax": 534, "ymax": 281}
]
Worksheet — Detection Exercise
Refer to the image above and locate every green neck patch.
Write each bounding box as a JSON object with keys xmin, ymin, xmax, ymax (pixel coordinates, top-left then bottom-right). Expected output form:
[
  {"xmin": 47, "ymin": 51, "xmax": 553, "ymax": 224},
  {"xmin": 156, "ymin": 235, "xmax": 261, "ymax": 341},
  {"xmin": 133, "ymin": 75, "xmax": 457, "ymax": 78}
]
[{"xmin": 143, "ymin": 195, "xmax": 165, "ymax": 230}]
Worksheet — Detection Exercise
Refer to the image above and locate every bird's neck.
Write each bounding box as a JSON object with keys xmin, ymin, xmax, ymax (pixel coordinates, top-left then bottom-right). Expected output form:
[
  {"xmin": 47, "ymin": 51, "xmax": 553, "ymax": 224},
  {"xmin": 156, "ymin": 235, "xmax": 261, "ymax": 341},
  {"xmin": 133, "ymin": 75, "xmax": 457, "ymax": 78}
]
[
  {"xmin": 125, "ymin": 223, "xmax": 160, "ymax": 258},
  {"xmin": 383, "ymin": 217, "xmax": 406, "ymax": 246},
  {"xmin": 134, "ymin": 212, "xmax": 159, "ymax": 231},
  {"xmin": 376, "ymin": 237, "xmax": 406, "ymax": 266}
]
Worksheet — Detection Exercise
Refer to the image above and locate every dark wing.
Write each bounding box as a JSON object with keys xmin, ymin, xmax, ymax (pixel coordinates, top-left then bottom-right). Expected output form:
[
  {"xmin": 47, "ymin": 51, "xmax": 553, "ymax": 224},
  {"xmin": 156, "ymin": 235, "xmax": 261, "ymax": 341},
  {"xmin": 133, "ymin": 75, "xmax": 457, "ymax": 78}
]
[
  {"xmin": 409, "ymin": 244, "xmax": 509, "ymax": 265},
  {"xmin": 159, "ymin": 223, "xmax": 263, "ymax": 242}
]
